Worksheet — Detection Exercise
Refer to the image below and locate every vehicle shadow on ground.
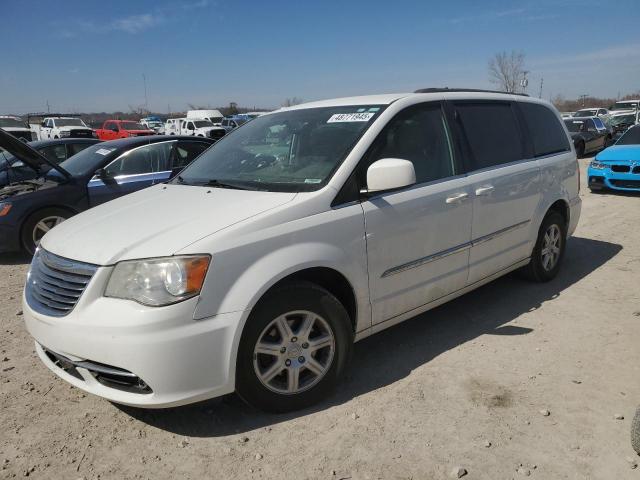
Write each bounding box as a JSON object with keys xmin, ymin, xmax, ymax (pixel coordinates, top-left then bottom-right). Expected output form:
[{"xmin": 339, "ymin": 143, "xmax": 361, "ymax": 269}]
[
  {"xmin": 0, "ymin": 252, "xmax": 31, "ymax": 265},
  {"xmin": 118, "ymin": 236, "xmax": 621, "ymax": 437}
]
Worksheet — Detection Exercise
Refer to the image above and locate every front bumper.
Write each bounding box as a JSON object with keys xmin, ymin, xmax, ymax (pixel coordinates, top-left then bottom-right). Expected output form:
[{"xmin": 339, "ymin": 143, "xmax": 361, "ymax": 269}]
[
  {"xmin": 588, "ymin": 166, "xmax": 640, "ymax": 191},
  {"xmin": 23, "ymin": 272, "xmax": 243, "ymax": 408}
]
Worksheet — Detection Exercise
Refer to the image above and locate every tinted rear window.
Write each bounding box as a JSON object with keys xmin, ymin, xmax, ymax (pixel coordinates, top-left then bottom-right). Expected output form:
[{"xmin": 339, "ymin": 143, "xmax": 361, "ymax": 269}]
[
  {"xmin": 455, "ymin": 102, "xmax": 524, "ymax": 169},
  {"xmin": 519, "ymin": 102, "xmax": 570, "ymax": 157}
]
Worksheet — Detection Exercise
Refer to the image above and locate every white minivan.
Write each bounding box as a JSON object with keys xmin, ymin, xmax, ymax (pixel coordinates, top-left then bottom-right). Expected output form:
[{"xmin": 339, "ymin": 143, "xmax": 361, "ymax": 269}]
[{"xmin": 23, "ymin": 89, "xmax": 581, "ymax": 412}]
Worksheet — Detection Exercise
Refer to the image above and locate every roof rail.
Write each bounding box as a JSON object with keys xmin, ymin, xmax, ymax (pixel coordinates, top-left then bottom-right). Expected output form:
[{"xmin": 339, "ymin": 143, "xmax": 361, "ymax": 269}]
[{"xmin": 414, "ymin": 87, "xmax": 529, "ymax": 97}]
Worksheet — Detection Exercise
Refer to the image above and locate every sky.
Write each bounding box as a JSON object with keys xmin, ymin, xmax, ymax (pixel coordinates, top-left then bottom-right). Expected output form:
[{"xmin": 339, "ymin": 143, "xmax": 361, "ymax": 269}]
[{"xmin": 2, "ymin": 0, "xmax": 639, "ymax": 114}]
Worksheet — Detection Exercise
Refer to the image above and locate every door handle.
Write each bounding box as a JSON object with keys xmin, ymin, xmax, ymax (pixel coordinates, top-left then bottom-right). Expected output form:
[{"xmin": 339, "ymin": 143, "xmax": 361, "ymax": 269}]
[
  {"xmin": 475, "ymin": 185, "xmax": 495, "ymax": 196},
  {"xmin": 445, "ymin": 192, "xmax": 469, "ymax": 204}
]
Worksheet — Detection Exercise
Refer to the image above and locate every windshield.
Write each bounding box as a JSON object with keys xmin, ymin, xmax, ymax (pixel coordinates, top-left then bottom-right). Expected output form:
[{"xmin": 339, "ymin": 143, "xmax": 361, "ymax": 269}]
[
  {"xmin": 175, "ymin": 105, "xmax": 386, "ymax": 192},
  {"xmin": 57, "ymin": 143, "xmax": 116, "ymax": 177},
  {"xmin": 122, "ymin": 122, "xmax": 147, "ymax": 130},
  {"xmin": 610, "ymin": 114, "xmax": 636, "ymax": 126},
  {"xmin": 55, "ymin": 118, "xmax": 86, "ymax": 127},
  {"xmin": 611, "ymin": 102, "xmax": 639, "ymax": 111},
  {"xmin": 616, "ymin": 126, "xmax": 640, "ymax": 145},
  {"xmin": 574, "ymin": 110, "xmax": 597, "ymax": 117},
  {"xmin": 0, "ymin": 118, "xmax": 27, "ymax": 128},
  {"xmin": 564, "ymin": 119, "xmax": 590, "ymax": 133},
  {"xmin": 193, "ymin": 120, "xmax": 214, "ymax": 128}
]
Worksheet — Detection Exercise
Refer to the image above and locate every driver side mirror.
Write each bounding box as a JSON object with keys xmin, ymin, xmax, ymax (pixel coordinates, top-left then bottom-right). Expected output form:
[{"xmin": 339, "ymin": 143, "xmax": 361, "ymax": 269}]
[
  {"xmin": 94, "ymin": 168, "xmax": 115, "ymax": 183},
  {"xmin": 363, "ymin": 158, "xmax": 416, "ymax": 194}
]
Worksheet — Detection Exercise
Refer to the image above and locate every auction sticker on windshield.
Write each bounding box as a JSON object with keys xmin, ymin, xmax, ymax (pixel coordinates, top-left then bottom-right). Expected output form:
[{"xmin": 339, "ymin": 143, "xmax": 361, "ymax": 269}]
[
  {"xmin": 95, "ymin": 148, "xmax": 115, "ymax": 156},
  {"xmin": 327, "ymin": 112, "xmax": 375, "ymax": 123}
]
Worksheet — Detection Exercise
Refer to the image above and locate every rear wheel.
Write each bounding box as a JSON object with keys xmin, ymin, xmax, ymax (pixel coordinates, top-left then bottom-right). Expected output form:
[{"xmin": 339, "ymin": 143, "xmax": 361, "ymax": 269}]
[
  {"xmin": 21, "ymin": 207, "xmax": 70, "ymax": 255},
  {"xmin": 521, "ymin": 211, "xmax": 566, "ymax": 282},
  {"xmin": 236, "ymin": 281, "xmax": 352, "ymax": 412}
]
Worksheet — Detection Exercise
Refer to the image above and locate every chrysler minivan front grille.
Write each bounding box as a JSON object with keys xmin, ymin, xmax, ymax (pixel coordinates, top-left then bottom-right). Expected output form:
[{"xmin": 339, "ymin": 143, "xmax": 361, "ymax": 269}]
[{"xmin": 25, "ymin": 249, "xmax": 97, "ymax": 317}]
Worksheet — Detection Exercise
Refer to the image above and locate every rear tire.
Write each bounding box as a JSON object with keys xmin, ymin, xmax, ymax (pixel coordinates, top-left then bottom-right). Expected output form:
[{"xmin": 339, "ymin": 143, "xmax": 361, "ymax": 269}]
[
  {"xmin": 21, "ymin": 207, "xmax": 71, "ymax": 255},
  {"xmin": 236, "ymin": 281, "xmax": 353, "ymax": 413},
  {"xmin": 521, "ymin": 211, "xmax": 567, "ymax": 282}
]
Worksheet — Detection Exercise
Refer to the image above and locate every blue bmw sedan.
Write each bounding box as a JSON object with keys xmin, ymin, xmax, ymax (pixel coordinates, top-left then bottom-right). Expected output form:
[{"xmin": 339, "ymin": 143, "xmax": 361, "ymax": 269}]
[{"xmin": 588, "ymin": 124, "xmax": 640, "ymax": 192}]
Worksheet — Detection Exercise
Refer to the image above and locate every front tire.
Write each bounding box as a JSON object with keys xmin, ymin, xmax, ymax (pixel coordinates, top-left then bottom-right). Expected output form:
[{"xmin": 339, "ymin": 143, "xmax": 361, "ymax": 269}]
[
  {"xmin": 575, "ymin": 141, "xmax": 585, "ymax": 158},
  {"xmin": 21, "ymin": 207, "xmax": 70, "ymax": 255},
  {"xmin": 236, "ymin": 281, "xmax": 353, "ymax": 413},
  {"xmin": 521, "ymin": 211, "xmax": 567, "ymax": 282}
]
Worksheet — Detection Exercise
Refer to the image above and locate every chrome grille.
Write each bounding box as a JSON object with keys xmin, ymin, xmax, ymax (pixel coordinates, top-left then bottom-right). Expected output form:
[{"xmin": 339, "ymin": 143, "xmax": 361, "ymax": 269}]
[{"xmin": 25, "ymin": 249, "xmax": 97, "ymax": 317}]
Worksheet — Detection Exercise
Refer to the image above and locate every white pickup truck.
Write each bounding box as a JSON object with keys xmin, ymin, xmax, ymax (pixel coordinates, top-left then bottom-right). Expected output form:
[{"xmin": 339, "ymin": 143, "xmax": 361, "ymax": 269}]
[
  {"xmin": 165, "ymin": 118, "xmax": 225, "ymax": 141},
  {"xmin": 0, "ymin": 116, "xmax": 34, "ymax": 142},
  {"xmin": 30, "ymin": 116, "xmax": 95, "ymax": 140}
]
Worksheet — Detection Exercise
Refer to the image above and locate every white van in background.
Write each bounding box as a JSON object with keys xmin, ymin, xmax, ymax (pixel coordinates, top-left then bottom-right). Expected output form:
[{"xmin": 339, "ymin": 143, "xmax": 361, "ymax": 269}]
[{"xmin": 187, "ymin": 110, "xmax": 224, "ymax": 125}]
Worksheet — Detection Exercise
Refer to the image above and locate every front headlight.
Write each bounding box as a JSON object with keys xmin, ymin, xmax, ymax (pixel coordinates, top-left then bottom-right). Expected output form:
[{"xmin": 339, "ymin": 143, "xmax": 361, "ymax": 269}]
[
  {"xmin": 105, "ymin": 255, "xmax": 210, "ymax": 306},
  {"xmin": 0, "ymin": 202, "xmax": 12, "ymax": 217},
  {"xmin": 60, "ymin": 130, "xmax": 71, "ymax": 137},
  {"xmin": 590, "ymin": 161, "xmax": 607, "ymax": 170}
]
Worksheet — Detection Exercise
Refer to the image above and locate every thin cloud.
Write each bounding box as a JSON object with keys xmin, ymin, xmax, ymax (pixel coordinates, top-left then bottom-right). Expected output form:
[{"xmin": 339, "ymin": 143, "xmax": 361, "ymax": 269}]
[
  {"xmin": 531, "ymin": 43, "xmax": 640, "ymax": 67},
  {"xmin": 449, "ymin": 8, "xmax": 526, "ymax": 24},
  {"xmin": 109, "ymin": 13, "xmax": 163, "ymax": 33}
]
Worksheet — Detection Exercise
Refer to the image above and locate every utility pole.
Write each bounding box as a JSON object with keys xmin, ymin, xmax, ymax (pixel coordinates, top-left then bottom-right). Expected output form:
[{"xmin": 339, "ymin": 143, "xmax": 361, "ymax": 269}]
[
  {"xmin": 520, "ymin": 71, "xmax": 529, "ymax": 94},
  {"xmin": 579, "ymin": 94, "xmax": 589, "ymax": 107},
  {"xmin": 142, "ymin": 74, "xmax": 148, "ymax": 111},
  {"xmin": 538, "ymin": 77, "xmax": 544, "ymax": 99},
  {"xmin": 46, "ymin": 100, "xmax": 50, "ymax": 114}
]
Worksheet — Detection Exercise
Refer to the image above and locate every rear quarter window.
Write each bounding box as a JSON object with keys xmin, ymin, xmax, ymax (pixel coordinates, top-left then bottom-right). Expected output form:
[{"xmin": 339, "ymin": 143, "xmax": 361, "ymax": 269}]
[
  {"xmin": 454, "ymin": 102, "xmax": 524, "ymax": 170},
  {"xmin": 518, "ymin": 102, "xmax": 570, "ymax": 157}
]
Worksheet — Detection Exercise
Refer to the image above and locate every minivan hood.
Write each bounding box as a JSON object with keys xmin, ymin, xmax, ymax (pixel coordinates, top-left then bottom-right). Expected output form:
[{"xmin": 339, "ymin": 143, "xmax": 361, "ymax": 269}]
[{"xmin": 39, "ymin": 184, "xmax": 297, "ymax": 265}]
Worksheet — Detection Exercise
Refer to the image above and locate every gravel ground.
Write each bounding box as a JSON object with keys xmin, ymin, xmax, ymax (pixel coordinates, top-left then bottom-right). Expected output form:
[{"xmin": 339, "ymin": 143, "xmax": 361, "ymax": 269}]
[{"xmin": 1, "ymin": 157, "xmax": 639, "ymax": 479}]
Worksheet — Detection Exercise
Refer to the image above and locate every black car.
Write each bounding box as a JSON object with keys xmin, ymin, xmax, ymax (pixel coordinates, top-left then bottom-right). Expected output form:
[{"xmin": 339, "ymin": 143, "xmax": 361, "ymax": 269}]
[
  {"xmin": 0, "ymin": 138, "xmax": 101, "ymax": 187},
  {"xmin": 0, "ymin": 132, "xmax": 214, "ymax": 254},
  {"xmin": 563, "ymin": 117, "xmax": 608, "ymax": 157}
]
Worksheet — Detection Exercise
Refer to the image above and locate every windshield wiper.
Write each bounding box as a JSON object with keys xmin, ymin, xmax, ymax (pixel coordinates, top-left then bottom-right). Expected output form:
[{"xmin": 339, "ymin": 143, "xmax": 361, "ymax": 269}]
[{"xmin": 204, "ymin": 179, "xmax": 258, "ymax": 190}]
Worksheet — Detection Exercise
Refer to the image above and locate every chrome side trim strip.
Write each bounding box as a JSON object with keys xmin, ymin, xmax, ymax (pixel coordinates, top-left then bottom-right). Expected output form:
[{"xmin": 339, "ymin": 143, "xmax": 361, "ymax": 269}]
[
  {"xmin": 470, "ymin": 220, "xmax": 530, "ymax": 247},
  {"xmin": 381, "ymin": 243, "xmax": 471, "ymax": 278},
  {"xmin": 380, "ymin": 219, "xmax": 530, "ymax": 278}
]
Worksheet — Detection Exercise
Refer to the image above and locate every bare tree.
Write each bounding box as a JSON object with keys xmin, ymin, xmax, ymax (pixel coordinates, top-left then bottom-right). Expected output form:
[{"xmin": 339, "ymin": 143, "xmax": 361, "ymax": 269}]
[
  {"xmin": 488, "ymin": 51, "xmax": 526, "ymax": 93},
  {"xmin": 282, "ymin": 97, "xmax": 304, "ymax": 107}
]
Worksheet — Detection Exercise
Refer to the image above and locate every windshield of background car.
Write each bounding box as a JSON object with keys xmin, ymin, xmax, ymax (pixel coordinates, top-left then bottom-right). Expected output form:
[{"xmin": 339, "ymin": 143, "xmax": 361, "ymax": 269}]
[
  {"xmin": 56, "ymin": 143, "xmax": 116, "ymax": 177},
  {"xmin": 175, "ymin": 105, "xmax": 386, "ymax": 192},
  {"xmin": 193, "ymin": 120, "xmax": 214, "ymax": 128},
  {"xmin": 564, "ymin": 119, "xmax": 588, "ymax": 133},
  {"xmin": 0, "ymin": 118, "xmax": 27, "ymax": 128},
  {"xmin": 611, "ymin": 102, "xmax": 639, "ymax": 111},
  {"xmin": 616, "ymin": 126, "xmax": 640, "ymax": 145},
  {"xmin": 574, "ymin": 110, "xmax": 597, "ymax": 117},
  {"xmin": 610, "ymin": 114, "xmax": 635, "ymax": 126},
  {"xmin": 122, "ymin": 122, "xmax": 147, "ymax": 130},
  {"xmin": 55, "ymin": 118, "xmax": 86, "ymax": 127}
]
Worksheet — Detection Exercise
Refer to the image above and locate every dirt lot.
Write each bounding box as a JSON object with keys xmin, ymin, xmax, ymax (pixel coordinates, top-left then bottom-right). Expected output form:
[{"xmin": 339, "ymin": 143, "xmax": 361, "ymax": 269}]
[{"xmin": 1, "ymin": 157, "xmax": 639, "ymax": 480}]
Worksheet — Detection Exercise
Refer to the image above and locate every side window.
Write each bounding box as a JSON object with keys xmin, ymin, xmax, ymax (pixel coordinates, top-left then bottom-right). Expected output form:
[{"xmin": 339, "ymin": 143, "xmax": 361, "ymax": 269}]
[
  {"xmin": 587, "ymin": 119, "xmax": 597, "ymax": 132},
  {"xmin": 593, "ymin": 118, "xmax": 605, "ymax": 130},
  {"xmin": 519, "ymin": 102, "xmax": 570, "ymax": 157},
  {"xmin": 46, "ymin": 119, "xmax": 53, "ymax": 128},
  {"xmin": 362, "ymin": 103, "xmax": 455, "ymax": 186},
  {"xmin": 598, "ymin": 109, "xmax": 606, "ymax": 116},
  {"xmin": 454, "ymin": 102, "xmax": 524, "ymax": 169},
  {"xmin": 222, "ymin": 119, "xmax": 228, "ymax": 127},
  {"xmin": 39, "ymin": 144, "xmax": 67, "ymax": 164},
  {"xmin": 104, "ymin": 142, "xmax": 174, "ymax": 177},
  {"xmin": 173, "ymin": 141, "xmax": 211, "ymax": 169}
]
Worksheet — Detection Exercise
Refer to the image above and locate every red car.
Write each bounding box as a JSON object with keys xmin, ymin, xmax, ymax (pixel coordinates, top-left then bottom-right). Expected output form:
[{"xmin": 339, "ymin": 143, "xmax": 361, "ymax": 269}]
[{"xmin": 95, "ymin": 120, "xmax": 155, "ymax": 140}]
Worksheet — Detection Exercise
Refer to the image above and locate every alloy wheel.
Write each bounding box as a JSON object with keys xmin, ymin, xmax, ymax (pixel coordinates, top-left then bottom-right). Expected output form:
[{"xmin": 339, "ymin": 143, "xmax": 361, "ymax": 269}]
[
  {"xmin": 253, "ymin": 310, "xmax": 335, "ymax": 395},
  {"xmin": 32, "ymin": 216, "xmax": 65, "ymax": 247},
  {"xmin": 541, "ymin": 224, "xmax": 561, "ymax": 271}
]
